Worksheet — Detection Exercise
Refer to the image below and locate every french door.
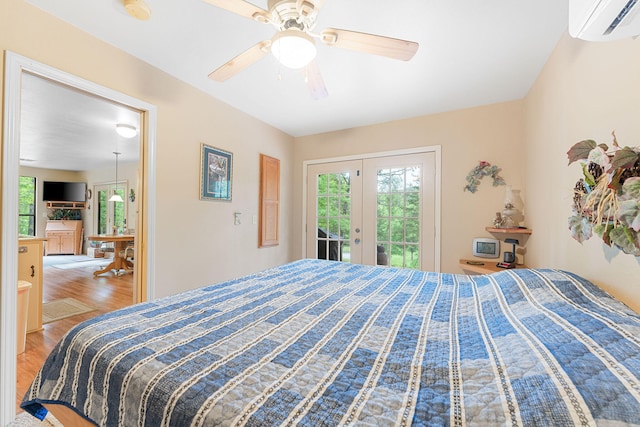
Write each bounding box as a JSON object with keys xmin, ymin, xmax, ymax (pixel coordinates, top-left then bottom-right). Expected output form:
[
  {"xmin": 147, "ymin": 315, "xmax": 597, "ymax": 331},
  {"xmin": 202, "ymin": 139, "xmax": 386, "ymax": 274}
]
[
  {"xmin": 307, "ymin": 160, "xmax": 363, "ymax": 264},
  {"xmin": 94, "ymin": 183, "xmax": 127, "ymax": 235},
  {"xmin": 306, "ymin": 152, "xmax": 437, "ymax": 271}
]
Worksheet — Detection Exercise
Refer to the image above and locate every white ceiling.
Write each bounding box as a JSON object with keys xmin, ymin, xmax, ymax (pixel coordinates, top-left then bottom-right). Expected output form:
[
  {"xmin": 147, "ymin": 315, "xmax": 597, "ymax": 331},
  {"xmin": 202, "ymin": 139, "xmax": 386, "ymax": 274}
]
[
  {"xmin": 20, "ymin": 0, "xmax": 570, "ymax": 170},
  {"xmin": 20, "ymin": 73, "xmax": 141, "ymax": 171}
]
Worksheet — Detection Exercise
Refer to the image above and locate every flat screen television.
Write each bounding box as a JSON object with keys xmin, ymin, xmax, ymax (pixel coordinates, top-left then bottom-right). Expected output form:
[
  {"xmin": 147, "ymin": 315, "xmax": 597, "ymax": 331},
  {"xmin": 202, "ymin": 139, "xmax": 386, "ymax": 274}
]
[{"xmin": 42, "ymin": 181, "xmax": 87, "ymax": 202}]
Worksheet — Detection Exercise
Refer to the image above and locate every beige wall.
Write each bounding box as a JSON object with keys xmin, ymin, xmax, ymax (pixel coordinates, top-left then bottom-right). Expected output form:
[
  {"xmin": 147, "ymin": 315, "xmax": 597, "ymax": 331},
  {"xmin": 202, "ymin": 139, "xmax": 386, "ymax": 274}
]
[
  {"xmin": 523, "ymin": 33, "xmax": 640, "ymax": 312},
  {"xmin": 293, "ymin": 101, "xmax": 526, "ymax": 274},
  {"xmin": 2, "ymin": 1, "xmax": 294, "ymax": 298}
]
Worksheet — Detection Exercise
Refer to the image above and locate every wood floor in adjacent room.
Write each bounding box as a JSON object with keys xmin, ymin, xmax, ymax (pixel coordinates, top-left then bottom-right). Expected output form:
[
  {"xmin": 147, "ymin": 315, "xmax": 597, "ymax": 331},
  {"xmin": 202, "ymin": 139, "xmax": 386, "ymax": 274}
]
[{"xmin": 16, "ymin": 259, "xmax": 133, "ymax": 412}]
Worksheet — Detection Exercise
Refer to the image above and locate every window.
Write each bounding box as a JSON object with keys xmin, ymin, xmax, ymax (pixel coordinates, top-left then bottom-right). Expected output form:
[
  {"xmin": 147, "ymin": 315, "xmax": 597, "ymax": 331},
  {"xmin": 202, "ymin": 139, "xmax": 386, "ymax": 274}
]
[
  {"xmin": 376, "ymin": 167, "xmax": 421, "ymax": 269},
  {"xmin": 19, "ymin": 176, "xmax": 36, "ymax": 236}
]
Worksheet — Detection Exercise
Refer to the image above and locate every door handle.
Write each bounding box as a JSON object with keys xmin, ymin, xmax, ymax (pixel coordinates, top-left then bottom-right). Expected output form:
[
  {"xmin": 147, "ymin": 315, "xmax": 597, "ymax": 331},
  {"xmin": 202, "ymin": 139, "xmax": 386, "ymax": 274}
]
[
  {"xmin": 354, "ymin": 238, "xmax": 361, "ymax": 245},
  {"xmin": 30, "ymin": 265, "xmax": 35, "ymax": 277}
]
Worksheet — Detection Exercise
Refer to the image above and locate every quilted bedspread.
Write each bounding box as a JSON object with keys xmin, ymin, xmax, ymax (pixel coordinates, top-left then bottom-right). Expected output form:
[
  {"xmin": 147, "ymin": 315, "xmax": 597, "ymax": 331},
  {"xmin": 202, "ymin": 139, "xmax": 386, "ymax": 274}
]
[{"xmin": 23, "ymin": 259, "xmax": 640, "ymax": 426}]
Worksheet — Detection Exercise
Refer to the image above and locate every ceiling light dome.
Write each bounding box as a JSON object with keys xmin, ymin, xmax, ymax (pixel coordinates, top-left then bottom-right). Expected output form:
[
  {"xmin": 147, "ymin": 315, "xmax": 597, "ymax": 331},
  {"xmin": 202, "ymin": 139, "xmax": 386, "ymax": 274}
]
[
  {"xmin": 116, "ymin": 123, "xmax": 138, "ymax": 138},
  {"xmin": 271, "ymin": 29, "xmax": 317, "ymax": 69}
]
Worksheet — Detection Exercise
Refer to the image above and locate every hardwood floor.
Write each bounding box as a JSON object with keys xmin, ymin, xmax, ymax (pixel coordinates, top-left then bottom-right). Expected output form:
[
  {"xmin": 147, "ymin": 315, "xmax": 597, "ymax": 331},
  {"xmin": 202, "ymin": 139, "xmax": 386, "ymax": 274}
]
[{"xmin": 16, "ymin": 258, "xmax": 133, "ymax": 412}]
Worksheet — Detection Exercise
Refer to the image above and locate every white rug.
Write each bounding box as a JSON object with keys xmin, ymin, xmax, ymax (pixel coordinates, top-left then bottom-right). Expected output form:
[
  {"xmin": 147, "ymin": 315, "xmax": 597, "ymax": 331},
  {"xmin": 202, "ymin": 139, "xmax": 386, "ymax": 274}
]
[
  {"xmin": 42, "ymin": 298, "xmax": 96, "ymax": 324},
  {"xmin": 42, "ymin": 255, "xmax": 93, "ymax": 267},
  {"xmin": 53, "ymin": 259, "xmax": 109, "ymax": 270}
]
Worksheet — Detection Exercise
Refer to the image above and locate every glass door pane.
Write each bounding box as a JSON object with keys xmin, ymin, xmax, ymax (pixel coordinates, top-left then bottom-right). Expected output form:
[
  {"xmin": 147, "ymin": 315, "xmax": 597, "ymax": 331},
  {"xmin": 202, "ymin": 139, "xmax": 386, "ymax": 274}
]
[
  {"xmin": 113, "ymin": 187, "xmax": 126, "ymax": 232},
  {"xmin": 307, "ymin": 161, "xmax": 362, "ymax": 264},
  {"xmin": 363, "ymin": 152, "xmax": 436, "ymax": 271},
  {"xmin": 375, "ymin": 167, "xmax": 421, "ymax": 269},
  {"xmin": 317, "ymin": 172, "xmax": 350, "ymax": 261},
  {"xmin": 95, "ymin": 183, "xmax": 127, "ymax": 235},
  {"xmin": 97, "ymin": 187, "xmax": 109, "ymax": 234}
]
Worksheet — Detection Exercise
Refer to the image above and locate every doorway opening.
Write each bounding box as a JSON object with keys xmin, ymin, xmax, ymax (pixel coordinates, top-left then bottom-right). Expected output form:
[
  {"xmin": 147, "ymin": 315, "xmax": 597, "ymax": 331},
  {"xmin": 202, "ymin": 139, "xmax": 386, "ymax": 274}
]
[{"xmin": 1, "ymin": 51, "xmax": 157, "ymax": 421}]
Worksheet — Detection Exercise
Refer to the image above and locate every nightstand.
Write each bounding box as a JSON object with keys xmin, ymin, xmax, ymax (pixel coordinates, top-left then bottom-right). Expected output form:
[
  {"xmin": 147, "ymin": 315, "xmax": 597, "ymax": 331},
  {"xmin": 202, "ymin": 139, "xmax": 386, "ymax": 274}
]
[{"xmin": 459, "ymin": 258, "xmax": 528, "ymax": 275}]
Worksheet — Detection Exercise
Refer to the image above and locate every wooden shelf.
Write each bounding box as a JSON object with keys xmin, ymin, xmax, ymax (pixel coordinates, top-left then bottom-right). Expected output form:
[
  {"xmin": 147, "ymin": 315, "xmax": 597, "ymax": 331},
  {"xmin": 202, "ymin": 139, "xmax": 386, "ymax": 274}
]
[
  {"xmin": 485, "ymin": 227, "xmax": 532, "ymax": 234},
  {"xmin": 459, "ymin": 258, "xmax": 528, "ymax": 275},
  {"xmin": 46, "ymin": 201, "xmax": 86, "ymax": 209}
]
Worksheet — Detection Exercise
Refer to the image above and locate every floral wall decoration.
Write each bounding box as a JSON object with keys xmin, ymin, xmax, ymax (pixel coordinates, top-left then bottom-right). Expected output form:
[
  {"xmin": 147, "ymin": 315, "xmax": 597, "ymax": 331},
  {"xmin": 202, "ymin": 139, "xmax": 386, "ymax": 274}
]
[
  {"xmin": 463, "ymin": 161, "xmax": 506, "ymax": 193},
  {"xmin": 567, "ymin": 132, "xmax": 640, "ymax": 256}
]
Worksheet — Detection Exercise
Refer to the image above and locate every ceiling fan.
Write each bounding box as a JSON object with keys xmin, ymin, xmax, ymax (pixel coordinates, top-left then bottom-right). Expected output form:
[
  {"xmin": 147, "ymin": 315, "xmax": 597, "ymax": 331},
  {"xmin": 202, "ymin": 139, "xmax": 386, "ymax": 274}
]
[{"xmin": 204, "ymin": 0, "xmax": 419, "ymax": 99}]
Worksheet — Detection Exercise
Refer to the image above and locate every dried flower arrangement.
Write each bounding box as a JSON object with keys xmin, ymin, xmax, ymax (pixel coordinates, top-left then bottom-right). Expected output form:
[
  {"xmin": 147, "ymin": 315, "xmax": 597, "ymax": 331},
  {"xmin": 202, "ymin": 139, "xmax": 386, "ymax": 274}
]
[
  {"xmin": 463, "ymin": 161, "xmax": 506, "ymax": 193},
  {"xmin": 567, "ymin": 132, "xmax": 640, "ymax": 256}
]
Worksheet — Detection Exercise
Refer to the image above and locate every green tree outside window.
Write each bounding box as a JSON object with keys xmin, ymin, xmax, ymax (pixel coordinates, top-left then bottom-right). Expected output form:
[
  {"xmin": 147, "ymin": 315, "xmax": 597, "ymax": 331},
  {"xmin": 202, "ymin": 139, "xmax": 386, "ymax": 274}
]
[{"xmin": 19, "ymin": 176, "xmax": 36, "ymax": 236}]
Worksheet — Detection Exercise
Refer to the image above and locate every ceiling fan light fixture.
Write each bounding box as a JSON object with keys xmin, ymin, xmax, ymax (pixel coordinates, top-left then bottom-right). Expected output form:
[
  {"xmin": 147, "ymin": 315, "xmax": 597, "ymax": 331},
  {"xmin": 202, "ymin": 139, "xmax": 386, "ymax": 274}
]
[
  {"xmin": 271, "ymin": 29, "xmax": 317, "ymax": 69},
  {"xmin": 116, "ymin": 123, "xmax": 138, "ymax": 138}
]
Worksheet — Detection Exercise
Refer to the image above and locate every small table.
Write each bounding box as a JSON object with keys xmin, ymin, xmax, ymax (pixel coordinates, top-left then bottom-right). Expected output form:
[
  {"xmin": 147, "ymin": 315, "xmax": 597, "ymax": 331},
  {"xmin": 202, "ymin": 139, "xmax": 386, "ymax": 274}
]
[
  {"xmin": 459, "ymin": 258, "xmax": 528, "ymax": 275},
  {"xmin": 87, "ymin": 234, "xmax": 135, "ymax": 276}
]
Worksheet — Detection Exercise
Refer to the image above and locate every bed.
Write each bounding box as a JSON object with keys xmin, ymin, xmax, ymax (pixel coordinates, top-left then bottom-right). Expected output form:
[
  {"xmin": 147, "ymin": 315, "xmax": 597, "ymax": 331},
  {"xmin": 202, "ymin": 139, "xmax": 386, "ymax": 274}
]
[{"xmin": 22, "ymin": 259, "xmax": 640, "ymax": 426}]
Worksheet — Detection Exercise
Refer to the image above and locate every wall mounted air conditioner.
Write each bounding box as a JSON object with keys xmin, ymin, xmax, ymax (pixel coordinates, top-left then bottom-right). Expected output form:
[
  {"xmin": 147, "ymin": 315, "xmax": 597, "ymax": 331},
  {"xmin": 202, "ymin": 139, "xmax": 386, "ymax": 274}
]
[{"xmin": 569, "ymin": 0, "xmax": 640, "ymax": 41}]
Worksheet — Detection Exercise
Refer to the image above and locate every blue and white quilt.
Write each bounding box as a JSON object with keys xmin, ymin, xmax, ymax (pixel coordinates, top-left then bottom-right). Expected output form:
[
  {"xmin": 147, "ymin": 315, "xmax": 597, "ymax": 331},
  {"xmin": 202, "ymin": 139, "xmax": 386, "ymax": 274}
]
[{"xmin": 23, "ymin": 259, "xmax": 640, "ymax": 426}]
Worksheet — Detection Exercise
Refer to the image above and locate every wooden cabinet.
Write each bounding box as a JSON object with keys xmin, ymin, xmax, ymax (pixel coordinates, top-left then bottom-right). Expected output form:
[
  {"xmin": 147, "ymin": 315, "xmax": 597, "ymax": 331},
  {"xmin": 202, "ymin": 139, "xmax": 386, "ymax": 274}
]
[
  {"xmin": 259, "ymin": 154, "xmax": 280, "ymax": 247},
  {"xmin": 18, "ymin": 238, "xmax": 45, "ymax": 333},
  {"xmin": 48, "ymin": 231, "xmax": 75, "ymax": 254},
  {"xmin": 45, "ymin": 220, "xmax": 83, "ymax": 255}
]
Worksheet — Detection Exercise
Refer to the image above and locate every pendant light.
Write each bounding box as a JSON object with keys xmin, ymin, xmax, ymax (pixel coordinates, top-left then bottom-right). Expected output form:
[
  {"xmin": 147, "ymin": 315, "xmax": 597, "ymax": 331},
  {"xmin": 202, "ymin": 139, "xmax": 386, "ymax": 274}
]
[
  {"xmin": 109, "ymin": 151, "xmax": 124, "ymax": 202},
  {"xmin": 110, "ymin": 122, "xmax": 134, "ymax": 203}
]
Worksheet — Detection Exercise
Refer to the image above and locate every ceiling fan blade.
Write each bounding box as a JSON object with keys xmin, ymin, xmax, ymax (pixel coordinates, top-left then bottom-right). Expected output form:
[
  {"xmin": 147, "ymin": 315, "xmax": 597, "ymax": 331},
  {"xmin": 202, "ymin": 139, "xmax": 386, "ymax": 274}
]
[
  {"xmin": 202, "ymin": 0, "xmax": 270, "ymax": 23},
  {"xmin": 208, "ymin": 40, "xmax": 271, "ymax": 82},
  {"xmin": 305, "ymin": 60, "xmax": 328, "ymax": 100},
  {"xmin": 320, "ymin": 28, "xmax": 419, "ymax": 61}
]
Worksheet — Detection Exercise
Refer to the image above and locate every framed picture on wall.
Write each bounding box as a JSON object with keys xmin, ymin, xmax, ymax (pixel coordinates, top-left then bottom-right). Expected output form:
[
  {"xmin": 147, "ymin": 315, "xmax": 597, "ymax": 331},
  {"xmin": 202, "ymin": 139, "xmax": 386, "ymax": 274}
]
[{"xmin": 200, "ymin": 143, "xmax": 232, "ymax": 201}]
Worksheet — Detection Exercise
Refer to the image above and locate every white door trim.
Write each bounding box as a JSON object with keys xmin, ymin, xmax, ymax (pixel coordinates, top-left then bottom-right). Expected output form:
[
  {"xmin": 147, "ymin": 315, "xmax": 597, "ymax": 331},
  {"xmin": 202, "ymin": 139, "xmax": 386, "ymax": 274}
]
[
  {"xmin": 1, "ymin": 51, "xmax": 157, "ymax": 423},
  {"xmin": 302, "ymin": 145, "xmax": 441, "ymax": 270}
]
